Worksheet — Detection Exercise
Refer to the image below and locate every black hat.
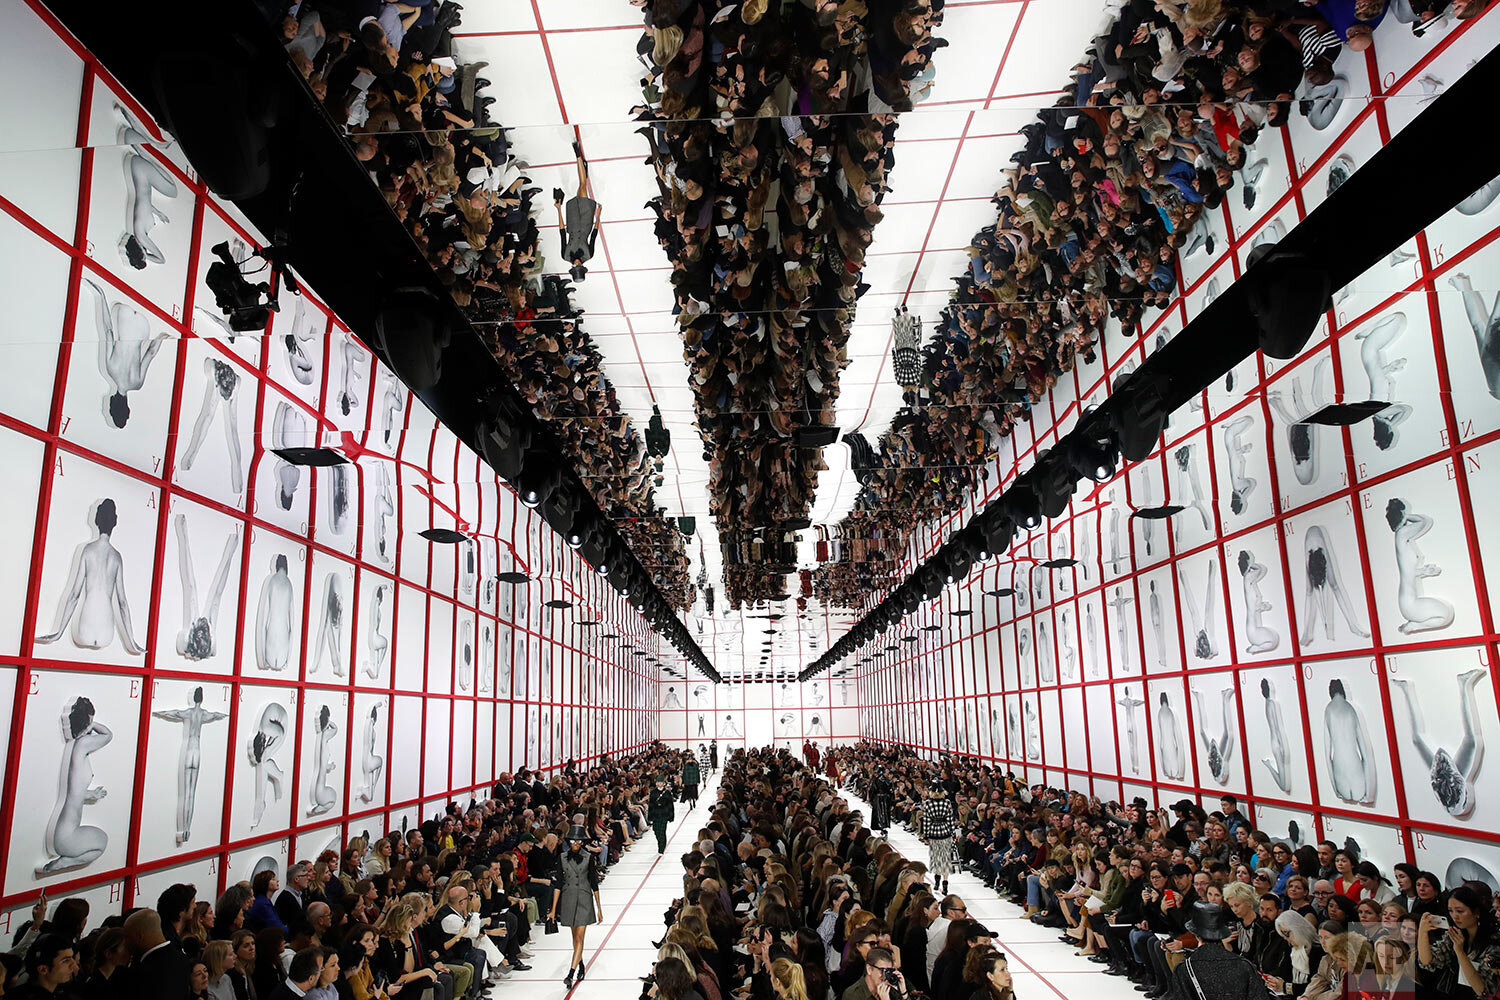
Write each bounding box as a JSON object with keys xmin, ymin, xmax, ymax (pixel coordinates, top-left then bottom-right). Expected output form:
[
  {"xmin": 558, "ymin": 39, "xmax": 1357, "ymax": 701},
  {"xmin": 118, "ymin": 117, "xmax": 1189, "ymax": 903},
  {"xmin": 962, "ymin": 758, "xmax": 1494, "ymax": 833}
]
[
  {"xmin": 567, "ymin": 825, "xmax": 588, "ymax": 842},
  {"xmin": 1186, "ymin": 902, "xmax": 1234, "ymax": 942},
  {"xmin": 929, "ymin": 779, "xmax": 947, "ymax": 793}
]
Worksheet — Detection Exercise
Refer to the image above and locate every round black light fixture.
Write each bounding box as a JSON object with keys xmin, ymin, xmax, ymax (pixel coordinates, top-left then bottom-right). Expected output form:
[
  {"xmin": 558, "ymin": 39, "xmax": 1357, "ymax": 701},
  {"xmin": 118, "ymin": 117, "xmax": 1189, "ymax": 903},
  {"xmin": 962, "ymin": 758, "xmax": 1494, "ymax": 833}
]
[
  {"xmin": 922, "ymin": 625, "xmax": 942, "ymax": 632},
  {"xmin": 951, "ymin": 609, "xmax": 972, "ymax": 618},
  {"xmin": 496, "ymin": 571, "xmax": 531, "ymax": 585},
  {"xmin": 544, "ymin": 599, "xmax": 572, "ymax": 609},
  {"xmin": 576, "ymin": 620, "xmax": 599, "ymax": 628},
  {"xmin": 985, "ymin": 588, "xmax": 1015, "ymax": 597},
  {"xmin": 901, "ymin": 635, "xmax": 919, "ymax": 643},
  {"xmin": 601, "ymin": 633, "xmax": 619, "ymax": 640}
]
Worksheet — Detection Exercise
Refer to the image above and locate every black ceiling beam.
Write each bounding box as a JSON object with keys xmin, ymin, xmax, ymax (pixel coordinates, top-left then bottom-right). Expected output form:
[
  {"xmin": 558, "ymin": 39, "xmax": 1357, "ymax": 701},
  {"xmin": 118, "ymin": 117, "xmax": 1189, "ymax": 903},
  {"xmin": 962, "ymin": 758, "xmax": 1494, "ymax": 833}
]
[
  {"xmin": 802, "ymin": 40, "xmax": 1499, "ymax": 681},
  {"xmin": 45, "ymin": 0, "xmax": 718, "ymax": 681}
]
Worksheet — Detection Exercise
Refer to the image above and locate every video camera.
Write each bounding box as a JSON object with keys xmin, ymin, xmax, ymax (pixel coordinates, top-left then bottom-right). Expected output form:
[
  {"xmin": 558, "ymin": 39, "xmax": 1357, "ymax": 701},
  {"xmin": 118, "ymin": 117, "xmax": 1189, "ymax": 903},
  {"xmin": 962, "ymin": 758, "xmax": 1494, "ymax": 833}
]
[{"xmin": 204, "ymin": 240, "xmax": 299, "ymax": 332}]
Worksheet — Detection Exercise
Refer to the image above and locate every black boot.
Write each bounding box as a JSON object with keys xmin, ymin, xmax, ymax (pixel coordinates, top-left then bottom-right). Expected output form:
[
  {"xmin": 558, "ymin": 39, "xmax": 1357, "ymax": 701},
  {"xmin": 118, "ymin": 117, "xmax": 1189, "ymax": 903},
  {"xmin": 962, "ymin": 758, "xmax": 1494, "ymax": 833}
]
[
  {"xmin": 564, "ymin": 966, "xmax": 576, "ymax": 988},
  {"xmin": 576, "ymin": 961, "xmax": 587, "ymax": 982}
]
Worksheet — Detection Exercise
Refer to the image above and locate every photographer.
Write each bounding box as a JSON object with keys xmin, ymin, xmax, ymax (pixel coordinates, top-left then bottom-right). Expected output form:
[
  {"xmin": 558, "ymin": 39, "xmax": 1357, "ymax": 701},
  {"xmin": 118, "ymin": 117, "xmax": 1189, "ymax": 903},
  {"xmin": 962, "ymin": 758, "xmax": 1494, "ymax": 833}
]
[{"xmin": 845, "ymin": 947, "xmax": 917, "ymax": 1000}]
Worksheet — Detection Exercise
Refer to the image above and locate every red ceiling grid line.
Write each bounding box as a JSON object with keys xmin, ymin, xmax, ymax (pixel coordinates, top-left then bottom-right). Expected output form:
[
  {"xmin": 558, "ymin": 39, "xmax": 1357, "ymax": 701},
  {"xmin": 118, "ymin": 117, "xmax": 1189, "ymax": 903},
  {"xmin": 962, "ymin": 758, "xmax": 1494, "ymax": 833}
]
[
  {"xmin": 849, "ymin": 0, "xmax": 1031, "ymax": 439},
  {"xmin": 526, "ymin": 0, "xmax": 699, "ymax": 577}
]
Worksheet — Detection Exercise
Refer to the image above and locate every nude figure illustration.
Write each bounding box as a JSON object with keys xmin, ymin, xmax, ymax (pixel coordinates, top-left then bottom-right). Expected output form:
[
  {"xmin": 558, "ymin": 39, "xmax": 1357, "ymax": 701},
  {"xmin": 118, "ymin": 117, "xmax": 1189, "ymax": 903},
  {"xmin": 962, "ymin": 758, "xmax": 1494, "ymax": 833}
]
[
  {"xmin": 271, "ymin": 401, "xmax": 310, "ymax": 511},
  {"xmin": 37, "ymin": 697, "xmax": 113, "ymax": 876},
  {"xmin": 1324, "ymin": 679, "xmax": 1378, "ymax": 807},
  {"xmin": 255, "ymin": 554, "xmax": 296, "ymax": 672},
  {"xmin": 358, "ymin": 703, "xmax": 385, "ymax": 803},
  {"xmin": 1385, "ymin": 498, "xmax": 1455, "ymax": 634},
  {"xmin": 246, "ymin": 702, "xmax": 288, "ymax": 829},
  {"xmin": 1237, "ymin": 550, "xmax": 1280, "ymax": 654},
  {"xmin": 114, "ymin": 103, "xmax": 177, "ymax": 270},
  {"xmin": 1260, "ymin": 679, "xmax": 1294, "ymax": 794},
  {"xmin": 312, "ymin": 572, "xmax": 346, "ymax": 678},
  {"xmin": 1392, "ymin": 670, "xmax": 1486, "ymax": 819},
  {"xmin": 84, "ymin": 278, "xmax": 167, "ymax": 429},
  {"xmin": 1158, "ymin": 693, "xmax": 1186, "ymax": 781},
  {"xmin": 1267, "ymin": 356, "xmax": 1333, "ymax": 487},
  {"xmin": 1192, "ymin": 686, "xmax": 1237, "ymax": 785},
  {"xmin": 364, "ymin": 584, "xmax": 391, "ymax": 679},
  {"xmin": 180, "ymin": 357, "xmax": 245, "ymax": 495},
  {"xmin": 1298, "ymin": 525, "xmax": 1370, "ymax": 645},
  {"xmin": 152, "ymin": 687, "xmax": 227, "ymax": 845},
  {"xmin": 36, "ymin": 498, "xmax": 146, "ymax": 655},
  {"xmin": 1356, "ymin": 313, "xmax": 1413, "ymax": 452},
  {"xmin": 1117, "ymin": 687, "xmax": 1145, "ymax": 774},
  {"xmin": 307, "ymin": 705, "xmax": 339, "ymax": 818},
  {"xmin": 173, "ymin": 513, "xmax": 239, "ymax": 662}
]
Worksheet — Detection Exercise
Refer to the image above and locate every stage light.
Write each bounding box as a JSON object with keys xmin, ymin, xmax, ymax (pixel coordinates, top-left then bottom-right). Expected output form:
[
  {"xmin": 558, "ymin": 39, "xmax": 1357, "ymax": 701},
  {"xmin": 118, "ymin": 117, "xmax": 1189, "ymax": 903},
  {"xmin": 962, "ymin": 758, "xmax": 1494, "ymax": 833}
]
[
  {"xmin": 1111, "ymin": 367, "xmax": 1170, "ymax": 462},
  {"xmin": 1006, "ymin": 481, "xmax": 1044, "ymax": 530},
  {"xmin": 475, "ymin": 397, "xmax": 532, "ymax": 482},
  {"xmin": 1244, "ymin": 246, "xmax": 1333, "ymax": 359},
  {"xmin": 371, "ymin": 287, "xmax": 451, "ymax": 391},
  {"xmin": 517, "ymin": 457, "xmax": 562, "ymax": 509},
  {"xmin": 1069, "ymin": 407, "xmax": 1120, "ymax": 481},
  {"xmin": 541, "ymin": 485, "xmax": 580, "ymax": 537}
]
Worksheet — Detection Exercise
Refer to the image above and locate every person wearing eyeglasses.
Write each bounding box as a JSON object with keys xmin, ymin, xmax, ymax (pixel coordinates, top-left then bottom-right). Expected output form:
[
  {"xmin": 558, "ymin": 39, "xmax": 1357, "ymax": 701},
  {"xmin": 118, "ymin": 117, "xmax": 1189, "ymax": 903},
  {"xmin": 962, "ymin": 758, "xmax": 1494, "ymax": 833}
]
[
  {"xmin": 924, "ymin": 896, "xmax": 967, "ymax": 980},
  {"xmin": 1311, "ymin": 880, "xmax": 1336, "ymax": 922}
]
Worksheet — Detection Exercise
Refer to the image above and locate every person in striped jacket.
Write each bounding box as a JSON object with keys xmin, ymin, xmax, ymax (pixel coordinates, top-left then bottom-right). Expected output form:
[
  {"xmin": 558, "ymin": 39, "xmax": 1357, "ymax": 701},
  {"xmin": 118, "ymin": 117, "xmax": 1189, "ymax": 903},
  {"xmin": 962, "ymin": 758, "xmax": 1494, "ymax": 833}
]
[{"xmin": 921, "ymin": 779, "xmax": 957, "ymax": 895}]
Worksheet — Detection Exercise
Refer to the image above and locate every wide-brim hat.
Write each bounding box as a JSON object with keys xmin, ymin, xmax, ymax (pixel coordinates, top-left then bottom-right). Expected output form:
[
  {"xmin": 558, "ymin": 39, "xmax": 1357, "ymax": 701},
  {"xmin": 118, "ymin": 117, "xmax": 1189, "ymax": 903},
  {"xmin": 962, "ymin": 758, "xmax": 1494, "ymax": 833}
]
[
  {"xmin": 567, "ymin": 825, "xmax": 588, "ymax": 842},
  {"xmin": 1186, "ymin": 901, "xmax": 1234, "ymax": 941}
]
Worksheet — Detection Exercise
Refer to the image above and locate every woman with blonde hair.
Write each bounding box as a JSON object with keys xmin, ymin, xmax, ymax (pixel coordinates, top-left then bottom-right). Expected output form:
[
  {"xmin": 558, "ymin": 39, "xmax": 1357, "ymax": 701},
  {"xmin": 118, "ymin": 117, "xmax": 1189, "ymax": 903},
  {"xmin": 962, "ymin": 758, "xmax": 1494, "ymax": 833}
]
[
  {"xmin": 373, "ymin": 899, "xmax": 444, "ymax": 998},
  {"xmin": 771, "ymin": 958, "xmax": 811, "ymax": 1000},
  {"xmin": 363, "ymin": 837, "xmax": 393, "ymax": 875},
  {"xmin": 201, "ymin": 939, "xmax": 236, "ymax": 1000},
  {"xmin": 884, "ymin": 868, "xmax": 923, "ymax": 926}
]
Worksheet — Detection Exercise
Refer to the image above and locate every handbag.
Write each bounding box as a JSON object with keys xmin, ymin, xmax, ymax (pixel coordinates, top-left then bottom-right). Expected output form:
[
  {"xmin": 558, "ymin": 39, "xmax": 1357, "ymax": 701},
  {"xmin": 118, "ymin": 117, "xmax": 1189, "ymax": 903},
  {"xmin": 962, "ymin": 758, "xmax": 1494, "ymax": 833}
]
[{"xmin": 545, "ymin": 917, "xmax": 560, "ymax": 935}]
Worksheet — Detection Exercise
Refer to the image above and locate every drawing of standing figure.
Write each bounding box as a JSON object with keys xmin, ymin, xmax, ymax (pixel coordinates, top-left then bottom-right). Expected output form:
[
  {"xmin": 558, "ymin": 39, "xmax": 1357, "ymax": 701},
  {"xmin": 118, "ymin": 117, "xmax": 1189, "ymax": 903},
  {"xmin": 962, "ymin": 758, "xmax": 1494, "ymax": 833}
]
[{"xmin": 152, "ymin": 687, "xmax": 227, "ymax": 845}]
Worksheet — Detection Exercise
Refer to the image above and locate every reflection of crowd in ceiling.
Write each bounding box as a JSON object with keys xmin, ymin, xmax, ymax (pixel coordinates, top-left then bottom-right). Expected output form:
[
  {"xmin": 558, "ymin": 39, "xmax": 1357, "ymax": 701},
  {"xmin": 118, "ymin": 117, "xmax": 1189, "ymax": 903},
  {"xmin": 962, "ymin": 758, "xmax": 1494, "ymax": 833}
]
[
  {"xmin": 279, "ymin": 0, "xmax": 693, "ymax": 606},
  {"xmin": 632, "ymin": 0, "xmax": 947, "ymax": 608},
  {"xmin": 814, "ymin": 0, "xmax": 1478, "ymax": 610},
  {"xmin": 276, "ymin": 0, "xmax": 1486, "ymax": 617}
]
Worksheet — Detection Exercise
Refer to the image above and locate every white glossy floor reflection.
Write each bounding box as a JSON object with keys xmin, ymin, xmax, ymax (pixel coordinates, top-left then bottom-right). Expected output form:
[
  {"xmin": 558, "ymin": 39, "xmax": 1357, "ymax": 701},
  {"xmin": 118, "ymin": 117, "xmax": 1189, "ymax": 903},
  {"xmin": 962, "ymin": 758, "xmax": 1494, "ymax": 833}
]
[
  {"xmin": 501, "ymin": 766, "xmax": 1136, "ymax": 1000},
  {"xmin": 491, "ymin": 768, "xmax": 724, "ymax": 1000},
  {"xmin": 838, "ymin": 784, "xmax": 1143, "ymax": 1000}
]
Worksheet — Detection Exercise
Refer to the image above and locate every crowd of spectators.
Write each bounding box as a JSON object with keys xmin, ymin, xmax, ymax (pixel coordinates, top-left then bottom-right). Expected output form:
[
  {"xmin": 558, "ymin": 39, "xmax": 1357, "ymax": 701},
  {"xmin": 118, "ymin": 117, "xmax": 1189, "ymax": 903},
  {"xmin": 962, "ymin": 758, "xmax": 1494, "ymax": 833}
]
[
  {"xmin": 1, "ymin": 744, "xmax": 695, "ymax": 1000},
  {"xmin": 263, "ymin": 0, "xmax": 693, "ymax": 607},
  {"xmin": 630, "ymin": 0, "xmax": 946, "ymax": 607},
  {"xmin": 838, "ymin": 740, "xmax": 1500, "ymax": 999},
  {"xmin": 815, "ymin": 0, "xmax": 1491, "ymax": 609}
]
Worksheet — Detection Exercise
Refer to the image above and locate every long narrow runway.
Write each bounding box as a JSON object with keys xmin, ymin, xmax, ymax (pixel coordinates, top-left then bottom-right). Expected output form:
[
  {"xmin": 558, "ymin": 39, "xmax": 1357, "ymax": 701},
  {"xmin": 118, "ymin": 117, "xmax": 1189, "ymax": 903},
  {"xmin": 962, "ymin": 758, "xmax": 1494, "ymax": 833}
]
[{"xmin": 507, "ymin": 765, "xmax": 1137, "ymax": 1000}]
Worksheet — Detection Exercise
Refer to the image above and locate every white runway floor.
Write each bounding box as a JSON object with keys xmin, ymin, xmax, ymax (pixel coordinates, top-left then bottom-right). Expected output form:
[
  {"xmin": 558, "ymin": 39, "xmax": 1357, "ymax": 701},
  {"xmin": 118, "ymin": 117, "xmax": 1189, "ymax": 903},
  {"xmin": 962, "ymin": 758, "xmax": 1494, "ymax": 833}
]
[{"xmin": 495, "ymin": 767, "xmax": 1136, "ymax": 1000}]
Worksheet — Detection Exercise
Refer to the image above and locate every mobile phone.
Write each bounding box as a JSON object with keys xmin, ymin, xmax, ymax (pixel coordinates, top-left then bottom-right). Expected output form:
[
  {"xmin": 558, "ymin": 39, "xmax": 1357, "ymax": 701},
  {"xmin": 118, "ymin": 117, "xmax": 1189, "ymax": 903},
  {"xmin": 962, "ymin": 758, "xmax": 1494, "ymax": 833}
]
[
  {"xmin": 1429, "ymin": 916, "xmax": 1450, "ymax": 930},
  {"xmin": 1163, "ymin": 889, "xmax": 1176, "ymax": 903}
]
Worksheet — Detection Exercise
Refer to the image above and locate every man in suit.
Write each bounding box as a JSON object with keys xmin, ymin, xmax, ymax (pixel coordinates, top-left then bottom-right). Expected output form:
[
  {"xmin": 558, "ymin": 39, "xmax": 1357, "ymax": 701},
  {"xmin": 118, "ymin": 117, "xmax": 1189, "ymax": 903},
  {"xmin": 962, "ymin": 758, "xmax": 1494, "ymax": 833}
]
[
  {"xmin": 123, "ymin": 908, "xmax": 191, "ymax": 1000},
  {"xmin": 274, "ymin": 862, "xmax": 313, "ymax": 929},
  {"xmin": 267, "ymin": 947, "xmax": 323, "ymax": 1000}
]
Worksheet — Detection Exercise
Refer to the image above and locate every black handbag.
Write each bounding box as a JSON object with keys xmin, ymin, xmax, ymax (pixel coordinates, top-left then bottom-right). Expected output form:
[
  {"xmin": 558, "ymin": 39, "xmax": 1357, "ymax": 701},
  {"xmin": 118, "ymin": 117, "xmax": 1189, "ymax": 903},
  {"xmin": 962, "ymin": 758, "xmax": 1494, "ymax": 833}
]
[{"xmin": 545, "ymin": 917, "xmax": 559, "ymax": 935}]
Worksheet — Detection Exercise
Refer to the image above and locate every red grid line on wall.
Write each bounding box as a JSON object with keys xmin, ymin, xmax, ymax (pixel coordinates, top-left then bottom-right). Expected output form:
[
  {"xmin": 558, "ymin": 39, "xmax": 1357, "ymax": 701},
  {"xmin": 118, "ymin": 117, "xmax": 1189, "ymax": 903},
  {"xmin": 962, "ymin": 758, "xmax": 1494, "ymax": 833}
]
[
  {"xmin": 0, "ymin": 6, "xmax": 666, "ymax": 913},
  {"xmin": 853, "ymin": 15, "xmax": 1500, "ymax": 867}
]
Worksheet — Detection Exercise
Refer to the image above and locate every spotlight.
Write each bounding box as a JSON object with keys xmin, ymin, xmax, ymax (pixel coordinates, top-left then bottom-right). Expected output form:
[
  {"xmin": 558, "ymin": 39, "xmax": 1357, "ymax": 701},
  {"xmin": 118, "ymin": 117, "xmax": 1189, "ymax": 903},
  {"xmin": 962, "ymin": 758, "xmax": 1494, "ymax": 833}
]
[
  {"xmin": 419, "ymin": 528, "xmax": 467, "ymax": 544},
  {"xmin": 979, "ymin": 507, "xmax": 1016, "ymax": 557},
  {"xmin": 1006, "ymin": 482, "xmax": 1043, "ymax": 530},
  {"xmin": 943, "ymin": 537, "xmax": 976, "ymax": 583},
  {"xmin": 1069, "ymin": 408, "xmax": 1119, "ymax": 481},
  {"xmin": 539, "ymin": 487, "xmax": 580, "ymax": 540},
  {"xmin": 1111, "ymin": 368, "xmax": 1170, "ymax": 462},
  {"xmin": 371, "ymin": 287, "xmax": 451, "ymax": 391},
  {"xmin": 1030, "ymin": 450, "xmax": 1077, "ymax": 518},
  {"xmin": 475, "ymin": 396, "xmax": 532, "ymax": 482},
  {"xmin": 517, "ymin": 456, "xmax": 563, "ymax": 509},
  {"xmin": 917, "ymin": 564, "xmax": 945, "ymax": 601},
  {"xmin": 1244, "ymin": 246, "xmax": 1333, "ymax": 359}
]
